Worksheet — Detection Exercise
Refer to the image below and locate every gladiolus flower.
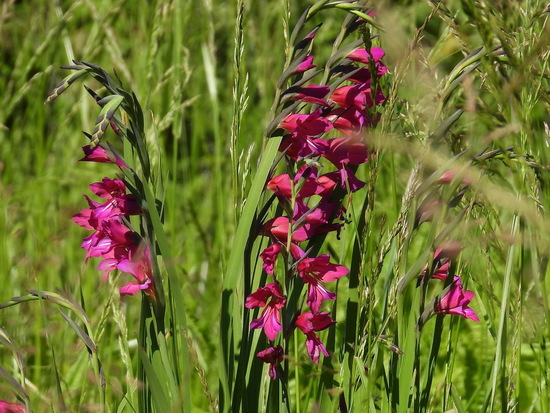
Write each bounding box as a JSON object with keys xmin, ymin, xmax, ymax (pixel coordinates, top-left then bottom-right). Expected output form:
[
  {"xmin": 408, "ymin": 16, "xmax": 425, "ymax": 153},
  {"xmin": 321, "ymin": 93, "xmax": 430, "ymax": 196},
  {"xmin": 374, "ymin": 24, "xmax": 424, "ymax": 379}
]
[
  {"xmin": 295, "ymin": 55, "xmax": 316, "ymax": 74},
  {"xmin": 347, "ymin": 47, "xmax": 385, "ymax": 64},
  {"xmin": 246, "ymin": 283, "xmax": 286, "ymax": 340},
  {"xmin": 0, "ymin": 400, "xmax": 26, "ymax": 413},
  {"xmin": 260, "ymin": 242, "xmax": 303, "ymax": 275},
  {"xmin": 433, "ymin": 279, "xmax": 479, "ymax": 321},
  {"xmin": 295, "ymin": 311, "xmax": 335, "ymax": 364},
  {"xmin": 284, "ymin": 85, "xmax": 330, "ymax": 106},
  {"xmin": 297, "ymin": 255, "xmax": 348, "ymax": 312},
  {"xmin": 257, "ymin": 346, "xmax": 284, "ymax": 379},
  {"xmin": 280, "ymin": 109, "xmax": 333, "ymax": 137},
  {"xmin": 79, "ymin": 145, "xmax": 127, "ymax": 168}
]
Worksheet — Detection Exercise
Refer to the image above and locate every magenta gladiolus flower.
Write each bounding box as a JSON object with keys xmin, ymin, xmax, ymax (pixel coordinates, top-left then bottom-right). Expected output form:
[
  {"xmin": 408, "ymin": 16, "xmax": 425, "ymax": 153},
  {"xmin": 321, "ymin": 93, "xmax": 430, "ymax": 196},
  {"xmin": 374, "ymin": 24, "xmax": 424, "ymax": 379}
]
[
  {"xmin": 257, "ymin": 345, "xmax": 284, "ymax": 379},
  {"xmin": 434, "ymin": 279, "xmax": 479, "ymax": 321},
  {"xmin": 297, "ymin": 255, "xmax": 348, "ymax": 312},
  {"xmin": 261, "ymin": 216, "xmax": 309, "ymax": 243},
  {"xmin": 321, "ymin": 137, "xmax": 370, "ymax": 166},
  {"xmin": 260, "ymin": 242, "xmax": 303, "ymax": 275},
  {"xmin": 285, "ymin": 85, "xmax": 330, "ymax": 106},
  {"xmin": 246, "ymin": 283, "xmax": 286, "ymax": 340},
  {"xmin": 0, "ymin": 400, "xmax": 26, "ymax": 413},
  {"xmin": 295, "ymin": 54, "xmax": 316, "ymax": 74},
  {"xmin": 327, "ymin": 107, "xmax": 368, "ymax": 135},
  {"xmin": 347, "ymin": 47, "xmax": 385, "ymax": 64},
  {"xmin": 280, "ymin": 109, "xmax": 333, "ymax": 137},
  {"xmin": 79, "ymin": 145, "xmax": 127, "ymax": 168},
  {"xmin": 295, "ymin": 311, "xmax": 335, "ymax": 364}
]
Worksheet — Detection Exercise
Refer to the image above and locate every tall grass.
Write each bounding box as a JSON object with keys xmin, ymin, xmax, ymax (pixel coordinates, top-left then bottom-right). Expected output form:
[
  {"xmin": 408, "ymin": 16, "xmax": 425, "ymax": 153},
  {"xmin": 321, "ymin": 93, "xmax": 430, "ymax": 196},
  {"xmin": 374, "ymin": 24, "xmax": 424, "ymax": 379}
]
[{"xmin": 1, "ymin": 0, "xmax": 549, "ymax": 411}]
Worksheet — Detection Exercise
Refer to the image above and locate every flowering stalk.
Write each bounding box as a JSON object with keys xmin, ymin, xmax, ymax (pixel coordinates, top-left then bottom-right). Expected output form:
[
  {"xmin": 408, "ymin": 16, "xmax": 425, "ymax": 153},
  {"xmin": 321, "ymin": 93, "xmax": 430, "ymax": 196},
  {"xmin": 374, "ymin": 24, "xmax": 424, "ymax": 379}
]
[
  {"xmin": 47, "ymin": 62, "xmax": 191, "ymax": 411},
  {"xmin": 245, "ymin": 2, "xmax": 387, "ymax": 396}
]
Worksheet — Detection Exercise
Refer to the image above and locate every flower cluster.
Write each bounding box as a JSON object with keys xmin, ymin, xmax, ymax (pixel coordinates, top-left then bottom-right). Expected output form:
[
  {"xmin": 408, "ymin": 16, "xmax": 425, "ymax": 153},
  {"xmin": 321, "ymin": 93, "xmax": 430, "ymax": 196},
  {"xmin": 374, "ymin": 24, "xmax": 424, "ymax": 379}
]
[
  {"xmin": 73, "ymin": 145, "xmax": 155, "ymax": 298},
  {"xmin": 420, "ymin": 243, "xmax": 479, "ymax": 322},
  {"xmin": 246, "ymin": 28, "xmax": 388, "ymax": 378}
]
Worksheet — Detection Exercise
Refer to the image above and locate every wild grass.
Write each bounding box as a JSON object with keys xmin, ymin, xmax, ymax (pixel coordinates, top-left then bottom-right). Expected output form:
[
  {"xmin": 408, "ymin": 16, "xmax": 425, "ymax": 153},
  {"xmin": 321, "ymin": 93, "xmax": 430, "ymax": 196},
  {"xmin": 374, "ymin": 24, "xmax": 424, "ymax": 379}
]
[{"xmin": 1, "ymin": 0, "xmax": 549, "ymax": 412}]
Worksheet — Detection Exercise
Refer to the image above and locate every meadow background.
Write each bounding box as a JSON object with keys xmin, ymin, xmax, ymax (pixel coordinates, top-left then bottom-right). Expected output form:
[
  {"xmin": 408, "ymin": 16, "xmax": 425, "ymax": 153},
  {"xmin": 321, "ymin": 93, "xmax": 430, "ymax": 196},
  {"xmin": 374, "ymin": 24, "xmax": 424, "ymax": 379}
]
[{"xmin": 1, "ymin": 0, "xmax": 549, "ymax": 411}]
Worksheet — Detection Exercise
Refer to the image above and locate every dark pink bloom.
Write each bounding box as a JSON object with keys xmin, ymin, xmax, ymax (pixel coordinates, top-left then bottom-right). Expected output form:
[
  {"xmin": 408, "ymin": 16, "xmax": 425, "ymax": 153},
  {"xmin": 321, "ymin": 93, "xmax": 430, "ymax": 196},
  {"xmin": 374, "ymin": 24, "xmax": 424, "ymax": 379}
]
[
  {"xmin": 347, "ymin": 47, "xmax": 385, "ymax": 64},
  {"xmin": 0, "ymin": 401, "xmax": 26, "ymax": 413},
  {"xmin": 330, "ymin": 84, "xmax": 371, "ymax": 109},
  {"xmin": 297, "ymin": 255, "xmax": 348, "ymax": 312},
  {"xmin": 293, "ymin": 200, "xmax": 343, "ymax": 238},
  {"xmin": 327, "ymin": 107, "xmax": 368, "ymax": 135},
  {"xmin": 280, "ymin": 109, "xmax": 333, "ymax": 137},
  {"xmin": 117, "ymin": 246, "xmax": 153, "ymax": 294},
  {"xmin": 266, "ymin": 166, "xmax": 325, "ymax": 200},
  {"xmin": 285, "ymin": 85, "xmax": 330, "ymax": 106},
  {"xmin": 88, "ymin": 178, "xmax": 141, "ymax": 215},
  {"xmin": 79, "ymin": 145, "xmax": 127, "ymax": 168},
  {"xmin": 260, "ymin": 242, "xmax": 304, "ymax": 275},
  {"xmin": 246, "ymin": 283, "xmax": 286, "ymax": 340},
  {"xmin": 261, "ymin": 216, "xmax": 309, "ymax": 243},
  {"xmin": 321, "ymin": 138, "xmax": 370, "ymax": 166},
  {"xmin": 295, "ymin": 55, "xmax": 316, "ymax": 74},
  {"xmin": 334, "ymin": 165, "xmax": 366, "ymax": 192},
  {"xmin": 279, "ymin": 134, "xmax": 326, "ymax": 160},
  {"xmin": 434, "ymin": 279, "xmax": 479, "ymax": 321},
  {"xmin": 257, "ymin": 345, "xmax": 284, "ymax": 379},
  {"xmin": 295, "ymin": 311, "xmax": 335, "ymax": 364}
]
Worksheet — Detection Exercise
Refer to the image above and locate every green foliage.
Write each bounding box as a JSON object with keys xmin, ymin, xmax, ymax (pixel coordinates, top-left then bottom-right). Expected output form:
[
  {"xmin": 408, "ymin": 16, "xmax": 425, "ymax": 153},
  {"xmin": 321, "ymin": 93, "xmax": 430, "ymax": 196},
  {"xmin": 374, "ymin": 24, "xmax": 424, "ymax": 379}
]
[{"xmin": 1, "ymin": 0, "xmax": 549, "ymax": 412}]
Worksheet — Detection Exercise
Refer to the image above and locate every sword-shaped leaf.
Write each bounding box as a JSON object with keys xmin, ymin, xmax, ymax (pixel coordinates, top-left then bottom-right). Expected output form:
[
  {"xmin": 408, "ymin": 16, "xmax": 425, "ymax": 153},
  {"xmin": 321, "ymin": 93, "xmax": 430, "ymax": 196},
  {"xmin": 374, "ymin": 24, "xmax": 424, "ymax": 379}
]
[
  {"xmin": 90, "ymin": 95, "xmax": 124, "ymax": 148},
  {"xmin": 44, "ymin": 68, "xmax": 89, "ymax": 104}
]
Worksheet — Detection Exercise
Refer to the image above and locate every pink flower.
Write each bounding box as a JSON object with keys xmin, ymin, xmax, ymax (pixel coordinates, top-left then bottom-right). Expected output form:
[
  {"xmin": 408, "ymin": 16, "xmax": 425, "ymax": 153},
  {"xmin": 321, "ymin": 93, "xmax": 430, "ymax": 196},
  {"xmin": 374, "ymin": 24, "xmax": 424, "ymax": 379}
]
[
  {"xmin": 246, "ymin": 283, "xmax": 286, "ymax": 340},
  {"xmin": 266, "ymin": 166, "xmax": 325, "ymax": 200},
  {"xmin": 257, "ymin": 346, "xmax": 284, "ymax": 379},
  {"xmin": 297, "ymin": 255, "xmax": 348, "ymax": 312},
  {"xmin": 321, "ymin": 138, "xmax": 370, "ymax": 166},
  {"xmin": 0, "ymin": 400, "xmax": 26, "ymax": 413},
  {"xmin": 433, "ymin": 279, "xmax": 479, "ymax": 321},
  {"xmin": 79, "ymin": 145, "xmax": 127, "ymax": 168},
  {"xmin": 327, "ymin": 107, "xmax": 369, "ymax": 135},
  {"xmin": 295, "ymin": 311, "xmax": 335, "ymax": 364},
  {"xmin": 260, "ymin": 242, "xmax": 303, "ymax": 275},
  {"xmin": 280, "ymin": 109, "xmax": 333, "ymax": 137},
  {"xmin": 261, "ymin": 216, "xmax": 309, "ymax": 243},
  {"xmin": 347, "ymin": 47, "xmax": 385, "ymax": 64},
  {"xmin": 279, "ymin": 134, "xmax": 326, "ymax": 160},
  {"xmin": 284, "ymin": 85, "xmax": 330, "ymax": 106},
  {"xmin": 295, "ymin": 55, "xmax": 316, "ymax": 74}
]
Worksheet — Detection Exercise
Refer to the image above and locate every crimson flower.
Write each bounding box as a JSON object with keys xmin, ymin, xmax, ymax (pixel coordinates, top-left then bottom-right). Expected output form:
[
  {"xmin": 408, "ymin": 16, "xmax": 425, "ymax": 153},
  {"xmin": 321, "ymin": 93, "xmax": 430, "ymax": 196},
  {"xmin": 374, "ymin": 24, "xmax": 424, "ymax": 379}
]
[
  {"xmin": 295, "ymin": 311, "xmax": 335, "ymax": 364},
  {"xmin": 257, "ymin": 346, "xmax": 284, "ymax": 379},
  {"xmin": 246, "ymin": 283, "xmax": 286, "ymax": 340}
]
